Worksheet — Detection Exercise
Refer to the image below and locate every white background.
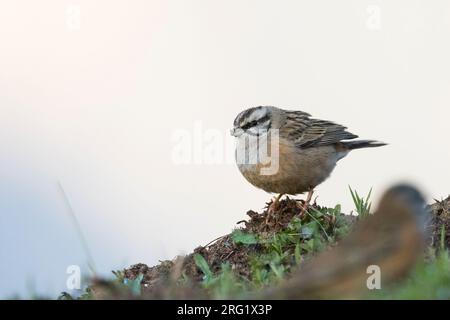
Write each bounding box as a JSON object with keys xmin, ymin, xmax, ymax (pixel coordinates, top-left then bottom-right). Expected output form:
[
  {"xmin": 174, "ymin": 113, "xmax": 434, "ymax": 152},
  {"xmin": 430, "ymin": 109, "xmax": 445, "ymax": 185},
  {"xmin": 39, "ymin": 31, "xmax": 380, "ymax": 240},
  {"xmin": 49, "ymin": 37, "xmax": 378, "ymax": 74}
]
[{"xmin": 1, "ymin": 0, "xmax": 449, "ymax": 298}]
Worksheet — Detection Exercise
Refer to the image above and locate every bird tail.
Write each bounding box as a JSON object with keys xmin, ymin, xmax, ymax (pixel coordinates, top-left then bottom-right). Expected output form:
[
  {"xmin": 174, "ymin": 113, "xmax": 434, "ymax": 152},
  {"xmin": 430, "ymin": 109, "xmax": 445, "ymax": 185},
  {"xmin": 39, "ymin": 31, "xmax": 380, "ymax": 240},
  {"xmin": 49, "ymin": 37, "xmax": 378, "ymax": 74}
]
[{"xmin": 343, "ymin": 139, "xmax": 387, "ymax": 150}]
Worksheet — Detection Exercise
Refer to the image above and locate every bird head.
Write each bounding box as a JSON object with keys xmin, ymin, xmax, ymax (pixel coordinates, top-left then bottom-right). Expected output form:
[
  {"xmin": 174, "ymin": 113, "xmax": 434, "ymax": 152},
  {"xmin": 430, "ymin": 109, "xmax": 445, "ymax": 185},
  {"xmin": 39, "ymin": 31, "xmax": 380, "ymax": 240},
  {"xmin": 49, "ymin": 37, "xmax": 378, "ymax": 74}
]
[{"xmin": 231, "ymin": 106, "xmax": 276, "ymax": 137}]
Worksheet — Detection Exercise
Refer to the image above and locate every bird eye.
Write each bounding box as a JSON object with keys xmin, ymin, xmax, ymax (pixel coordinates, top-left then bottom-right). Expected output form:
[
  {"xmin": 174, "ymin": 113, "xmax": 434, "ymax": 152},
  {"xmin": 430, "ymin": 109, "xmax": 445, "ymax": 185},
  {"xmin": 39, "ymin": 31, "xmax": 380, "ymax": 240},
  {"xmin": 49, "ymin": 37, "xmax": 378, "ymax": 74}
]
[
  {"xmin": 240, "ymin": 112, "xmax": 271, "ymax": 131},
  {"xmin": 241, "ymin": 120, "xmax": 258, "ymax": 130}
]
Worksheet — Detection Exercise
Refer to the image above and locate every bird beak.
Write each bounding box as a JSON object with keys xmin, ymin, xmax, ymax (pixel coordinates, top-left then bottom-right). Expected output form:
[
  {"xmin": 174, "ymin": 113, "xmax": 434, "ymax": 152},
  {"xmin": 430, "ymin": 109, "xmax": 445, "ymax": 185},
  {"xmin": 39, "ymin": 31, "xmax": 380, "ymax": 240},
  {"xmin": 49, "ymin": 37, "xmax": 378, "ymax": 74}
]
[{"xmin": 230, "ymin": 127, "xmax": 243, "ymax": 137}]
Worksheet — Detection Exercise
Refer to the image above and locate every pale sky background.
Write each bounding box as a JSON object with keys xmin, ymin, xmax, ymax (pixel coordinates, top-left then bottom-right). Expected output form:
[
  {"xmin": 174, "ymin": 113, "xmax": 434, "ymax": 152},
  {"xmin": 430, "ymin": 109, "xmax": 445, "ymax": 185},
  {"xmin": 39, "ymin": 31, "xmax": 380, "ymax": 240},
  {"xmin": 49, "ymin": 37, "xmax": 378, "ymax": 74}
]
[{"xmin": 1, "ymin": 0, "xmax": 449, "ymax": 298}]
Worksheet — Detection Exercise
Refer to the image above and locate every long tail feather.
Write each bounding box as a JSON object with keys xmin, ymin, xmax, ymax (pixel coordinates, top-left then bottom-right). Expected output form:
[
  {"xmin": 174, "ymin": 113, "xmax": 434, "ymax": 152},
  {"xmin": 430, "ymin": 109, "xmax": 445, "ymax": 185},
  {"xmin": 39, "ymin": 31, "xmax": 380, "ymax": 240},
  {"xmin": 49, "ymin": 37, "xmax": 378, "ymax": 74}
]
[{"xmin": 344, "ymin": 139, "xmax": 387, "ymax": 150}]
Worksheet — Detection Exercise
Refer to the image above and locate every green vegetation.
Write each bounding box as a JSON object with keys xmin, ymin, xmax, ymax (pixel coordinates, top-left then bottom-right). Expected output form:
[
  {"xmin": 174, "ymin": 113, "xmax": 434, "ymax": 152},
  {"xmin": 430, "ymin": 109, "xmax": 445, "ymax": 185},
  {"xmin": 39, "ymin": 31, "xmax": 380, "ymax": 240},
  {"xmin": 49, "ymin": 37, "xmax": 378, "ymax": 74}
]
[
  {"xmin": 372, "ymin": 227, "xmax": 450, "ymax": 299},
  {"xmin": 57, "ymin": 188, "xmax": 450, "ymax": 300},
  {"xmin": 371, "ymin": 250, "xmax": 450, "ymax": 299},
  {"xmin": 348, "ymin": 186, "xmax": 372, "ymax": 218}
]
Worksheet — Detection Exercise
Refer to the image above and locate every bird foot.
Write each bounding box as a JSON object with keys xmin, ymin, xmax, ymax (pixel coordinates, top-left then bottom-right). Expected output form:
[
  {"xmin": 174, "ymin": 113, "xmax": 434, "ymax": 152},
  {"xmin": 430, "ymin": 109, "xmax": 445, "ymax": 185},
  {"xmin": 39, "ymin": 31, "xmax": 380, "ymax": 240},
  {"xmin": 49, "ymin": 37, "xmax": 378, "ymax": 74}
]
[
  {"xmin": 297, "ymin": 189, "xmax": 314, "ymax": 217},
  {"xmin": 265, "ymin": 194, "xmax": 283, "ymax": 224},
  {"xmin": 265, "ymin": 202, "xmax": 278, "ymax": 224}
]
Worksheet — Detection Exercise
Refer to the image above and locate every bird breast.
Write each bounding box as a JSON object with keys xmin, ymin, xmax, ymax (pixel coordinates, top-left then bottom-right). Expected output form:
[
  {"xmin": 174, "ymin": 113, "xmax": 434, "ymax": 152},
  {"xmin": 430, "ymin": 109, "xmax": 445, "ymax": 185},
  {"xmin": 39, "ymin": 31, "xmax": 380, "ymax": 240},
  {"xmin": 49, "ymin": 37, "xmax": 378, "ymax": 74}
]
[{"xmin": 235, "ymin": 134, "xmax": 343, "ymax": 195}]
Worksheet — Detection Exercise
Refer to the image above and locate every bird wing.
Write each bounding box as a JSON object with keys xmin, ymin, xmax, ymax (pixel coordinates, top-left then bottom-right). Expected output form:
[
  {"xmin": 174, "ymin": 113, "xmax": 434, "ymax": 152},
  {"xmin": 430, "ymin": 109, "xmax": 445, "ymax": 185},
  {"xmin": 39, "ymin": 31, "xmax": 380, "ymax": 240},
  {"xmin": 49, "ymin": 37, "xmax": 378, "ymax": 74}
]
[{"xmin": 282, "ymin": 111, "xmax": 358, "ymax": 148}]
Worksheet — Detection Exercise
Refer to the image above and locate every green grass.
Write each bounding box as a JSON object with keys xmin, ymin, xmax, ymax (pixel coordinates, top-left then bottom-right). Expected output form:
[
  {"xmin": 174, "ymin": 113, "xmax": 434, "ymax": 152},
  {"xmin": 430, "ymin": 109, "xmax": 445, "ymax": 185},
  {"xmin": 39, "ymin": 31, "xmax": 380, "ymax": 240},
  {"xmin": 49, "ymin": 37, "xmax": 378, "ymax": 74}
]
[
  {"xmin": 58, "ymin": 187, "xmax": 450, "ymax": 300},
  {"xmin": 371, "ymin": 226, "xmax": 450, "ymax": 299},
  {"xmin": 349, "ymin": 186, "xmax": 372, "ymax": 218},
  {"xmin": 370, "ymin": 249, "xmax": 450, "ymax": 299},
  {"xmin": 195, "ymin": 203, "xmax": 349, "ymax": 296},
  {"xmin": 193, "ymin": 258, "xmax": 246, "ymax": 299}
]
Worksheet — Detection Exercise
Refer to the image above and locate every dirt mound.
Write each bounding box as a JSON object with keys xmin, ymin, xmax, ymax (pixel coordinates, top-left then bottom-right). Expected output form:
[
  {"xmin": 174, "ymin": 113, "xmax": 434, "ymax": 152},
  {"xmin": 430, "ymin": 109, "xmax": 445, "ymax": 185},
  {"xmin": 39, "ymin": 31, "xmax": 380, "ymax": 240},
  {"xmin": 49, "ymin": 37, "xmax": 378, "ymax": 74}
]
[
  {"xmin": 121, "ymin": 195, "xmax": 450, "ymax": 297},
  {"xmin": 124, "ymin": 197, "xmax": 343, "ymax": 294},
  {"xmin": 183, "ymin": 198, "xmax": 308, "ymax": 281}
]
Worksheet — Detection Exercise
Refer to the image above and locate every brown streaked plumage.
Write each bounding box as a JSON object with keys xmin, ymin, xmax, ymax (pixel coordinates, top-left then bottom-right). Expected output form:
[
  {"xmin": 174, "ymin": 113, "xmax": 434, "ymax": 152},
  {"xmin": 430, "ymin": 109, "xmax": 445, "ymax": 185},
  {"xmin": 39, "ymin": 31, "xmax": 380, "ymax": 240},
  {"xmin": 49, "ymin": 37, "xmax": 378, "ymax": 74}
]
[{"xmin": 231, "ymin": 106, "xmax": 386, "ymax": 215}]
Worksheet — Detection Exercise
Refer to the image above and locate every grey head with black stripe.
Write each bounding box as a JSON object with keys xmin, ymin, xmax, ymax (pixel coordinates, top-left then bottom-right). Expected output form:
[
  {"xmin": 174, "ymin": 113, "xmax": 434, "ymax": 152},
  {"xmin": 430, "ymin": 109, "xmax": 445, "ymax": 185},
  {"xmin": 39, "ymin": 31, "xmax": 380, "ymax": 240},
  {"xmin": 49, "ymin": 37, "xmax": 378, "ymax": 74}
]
[{"xmin": 231, "ymin": 106, "xmax": 283, "ymax": 137}]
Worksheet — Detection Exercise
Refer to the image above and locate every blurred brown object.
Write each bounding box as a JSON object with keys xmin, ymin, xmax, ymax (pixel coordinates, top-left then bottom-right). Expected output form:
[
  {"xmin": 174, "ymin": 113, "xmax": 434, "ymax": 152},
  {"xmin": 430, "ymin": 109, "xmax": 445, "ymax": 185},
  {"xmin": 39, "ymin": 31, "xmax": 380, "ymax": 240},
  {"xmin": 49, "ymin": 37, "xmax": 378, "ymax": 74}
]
[{"xmin": 264, "ymin": 184, "xmax": 428, "ymax": 299}]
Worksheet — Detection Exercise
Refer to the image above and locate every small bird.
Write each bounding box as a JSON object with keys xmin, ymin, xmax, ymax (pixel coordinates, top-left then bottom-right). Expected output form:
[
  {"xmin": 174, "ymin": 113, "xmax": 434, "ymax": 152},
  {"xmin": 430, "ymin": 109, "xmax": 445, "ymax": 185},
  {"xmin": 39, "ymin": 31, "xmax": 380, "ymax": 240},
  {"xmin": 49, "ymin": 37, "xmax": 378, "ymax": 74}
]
[
  {"xmin": 262, "ymin": 184, "xmax": 429, "ymax": 299},
  {"xmin": 231, "ymin": 106, "xmax": 386, "ymax": 218}
]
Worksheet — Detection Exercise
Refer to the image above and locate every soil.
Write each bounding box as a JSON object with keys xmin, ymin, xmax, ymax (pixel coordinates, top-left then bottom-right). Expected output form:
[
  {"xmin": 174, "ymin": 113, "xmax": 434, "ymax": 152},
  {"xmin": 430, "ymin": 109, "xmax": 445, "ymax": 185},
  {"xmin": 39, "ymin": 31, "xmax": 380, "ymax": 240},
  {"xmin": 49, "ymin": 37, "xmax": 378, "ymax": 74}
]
[
  {"xmin": 122, "ymin": 197, "xmax": 353, "ymax": 295},
  {"xmin": 122, "ymin": 195, "xmax": 450, "ymax": 297}
]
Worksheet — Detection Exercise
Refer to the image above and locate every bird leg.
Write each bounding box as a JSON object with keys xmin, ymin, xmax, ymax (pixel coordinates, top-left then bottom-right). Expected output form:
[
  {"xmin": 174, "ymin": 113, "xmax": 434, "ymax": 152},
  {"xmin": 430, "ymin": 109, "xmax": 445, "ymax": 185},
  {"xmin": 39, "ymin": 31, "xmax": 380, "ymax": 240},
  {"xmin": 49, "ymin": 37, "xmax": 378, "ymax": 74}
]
[
  {"xmin": 266, "ymin": 193, "xmax": 284, "ymax": 224},
  {"xmin": 298, "ymin": 189, "xmax": 314, "ymax": 217}
]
